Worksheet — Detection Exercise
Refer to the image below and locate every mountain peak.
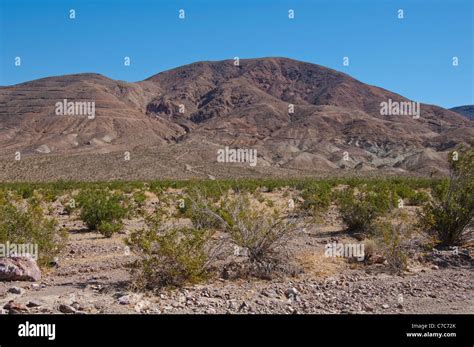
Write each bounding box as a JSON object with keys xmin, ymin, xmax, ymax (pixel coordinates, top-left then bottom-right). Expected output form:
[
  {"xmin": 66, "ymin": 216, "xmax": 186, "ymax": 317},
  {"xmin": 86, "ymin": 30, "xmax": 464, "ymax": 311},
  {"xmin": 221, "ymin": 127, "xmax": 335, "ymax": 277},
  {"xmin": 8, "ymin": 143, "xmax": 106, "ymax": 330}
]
[{"xmin": 0, "ymin": 57, "xmax": 472, "ymax": 180}]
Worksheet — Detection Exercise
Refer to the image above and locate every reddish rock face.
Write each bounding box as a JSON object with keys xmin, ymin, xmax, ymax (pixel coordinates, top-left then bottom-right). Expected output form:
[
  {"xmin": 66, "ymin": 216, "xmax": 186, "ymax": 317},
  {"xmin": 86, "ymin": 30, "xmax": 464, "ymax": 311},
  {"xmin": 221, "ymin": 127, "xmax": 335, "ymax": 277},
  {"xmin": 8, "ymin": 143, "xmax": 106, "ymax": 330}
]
[{"xmin": 0, "ymin": 256, "xmax": 42, "ymax": 282}]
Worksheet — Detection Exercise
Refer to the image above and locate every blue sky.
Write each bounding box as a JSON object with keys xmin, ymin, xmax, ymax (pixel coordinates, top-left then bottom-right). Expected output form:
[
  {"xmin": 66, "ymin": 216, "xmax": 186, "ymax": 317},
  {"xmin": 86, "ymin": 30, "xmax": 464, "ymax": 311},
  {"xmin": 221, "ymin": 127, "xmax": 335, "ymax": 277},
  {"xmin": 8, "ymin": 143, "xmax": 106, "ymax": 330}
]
[{"xmin": 0, "ymin": 0, "xmax": 472, "ymax": 108}]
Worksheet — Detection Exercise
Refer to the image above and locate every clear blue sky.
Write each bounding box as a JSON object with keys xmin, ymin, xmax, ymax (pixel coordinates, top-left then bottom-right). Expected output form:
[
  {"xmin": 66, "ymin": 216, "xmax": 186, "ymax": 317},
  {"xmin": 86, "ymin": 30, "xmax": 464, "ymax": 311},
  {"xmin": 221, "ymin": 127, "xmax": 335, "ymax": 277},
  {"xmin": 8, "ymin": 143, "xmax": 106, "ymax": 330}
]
[{"xmin": 0, "ymin": 0, "xmax": 472, "ymax": 108}]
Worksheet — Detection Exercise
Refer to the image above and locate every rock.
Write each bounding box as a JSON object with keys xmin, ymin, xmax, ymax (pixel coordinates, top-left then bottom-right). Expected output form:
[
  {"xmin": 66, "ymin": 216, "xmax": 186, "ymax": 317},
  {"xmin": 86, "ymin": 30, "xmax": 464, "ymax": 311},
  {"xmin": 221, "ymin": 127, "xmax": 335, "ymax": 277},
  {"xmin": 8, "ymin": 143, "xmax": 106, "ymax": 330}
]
[
  {"xmin": 381, "ymin": 304, "xmax": 390, "ymax": 309},
  {"xmin": 261, "ymin": 289, "xmax": 277, "ymax": 298},
  {"xmin": 238, "ymin": 301, "xmax": 249, "ymax": 312},
  {"xmin": 134, "ymin": 300, "xmax": 150, "ymax": 313},
  {"xmin": 431, "ymin": 265, "xmax": 439, "ymax": 270},
  {"xmin": 118, "ymin": 295, "xmax": 131, "ymax": 305},
  {"xmin": 71, "ymin": 302, "xmax": 82, "ymax": 310},
  {"xmin": 3, "ymin": 300, "xmax": 28, "ymax": 313},
  {"xmin": 49, "ymin": 257, "xmax": 60, "ymax": 268},
  {"xmin": 8, "ymin": 286, "xmax": 24, "ymax": 294},
  {"xmin": 26, "ymin": 300, "xmax": 42, "ymax": 308},
  {"xmin": 59, "ymin": 304, "xmax": 76, "ymax": 314},
  {"xmin": 285, "ymin": 287, "xmax": 299, "ymax": 299},
  {"xmin": 0, "ymin": 256, "xmax": 41, "ymax": 282}
]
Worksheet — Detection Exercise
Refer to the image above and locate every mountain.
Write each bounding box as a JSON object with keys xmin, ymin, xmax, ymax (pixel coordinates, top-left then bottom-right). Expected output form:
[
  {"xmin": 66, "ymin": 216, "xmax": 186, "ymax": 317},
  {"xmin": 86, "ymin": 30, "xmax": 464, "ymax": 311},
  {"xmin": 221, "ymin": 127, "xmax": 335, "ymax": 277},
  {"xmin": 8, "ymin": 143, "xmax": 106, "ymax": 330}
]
[
  {"xmin": 0, "ymin": 57, "xmax": 472, "ymax": 181},
  {"xmin": 450, "ymin": 105, "xmax": 474, "ymax": 120}
]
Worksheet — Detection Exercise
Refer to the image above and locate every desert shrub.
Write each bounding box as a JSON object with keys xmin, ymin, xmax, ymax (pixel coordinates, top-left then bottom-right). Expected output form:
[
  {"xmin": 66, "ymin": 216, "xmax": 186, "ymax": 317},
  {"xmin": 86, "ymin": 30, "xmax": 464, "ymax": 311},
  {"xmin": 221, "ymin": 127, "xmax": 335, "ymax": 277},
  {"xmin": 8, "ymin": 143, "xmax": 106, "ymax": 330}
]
[
  {"xmin": 61, "ymin": 196, "xmax": 77, "ymax": 215},
  {"xmin": 363, "ymin": 238, "xmax": 377, "ymax": 260},
  {"xmin": 126, "ymin": 215, "xmax": 216, "ymax": 289},
  {"xmin": 15, "ymin": 185, "xmax": 35, "ymax": 199},
  {"xmin": 97, "ymin": 221, "xmax": 123, "ymax": 238},
  {"xmin": 408, "ymin": 191, "xmax": 430, "ymax": 206},
  {"xmin": 132, "ymin": 191, "xmax": 147, "ymax": 208},
  {"xmin": 181, "ymin": 189, "xmax": 224, "ymax": 230},
  {"xmin": 392, "ymin": 182, "xmax": 416, "ymax": 201},
  {"xmin": 265, "ymin": 199, "xmax": 275, "ymax": 208},
  {"xmin": 374, "ymin": 216, "xmax": 409, "ymax": 273},
  {"xmin": 0, "ymin": 196, "xmax": 66, "ymax": 266},
  {"xmin": 38, "ymin": 188, "xmax": 60, "ymax": 203},
  {"xmin": 336, "ymin": 187, "xmax": 394, "ymax": 234},
  {"xmin": 418, "ymin": 146, "xmax": 474, "ymax": 246},
  {"xmin": 76, "ymin": 189, "xmax": 126, "ymax": 237},
  {"xmin": 299, "ymin": 182, "xmax": 332, "ymax": 216},
  {"xmin": 195, "ymin": 193, "xmax": 301, "ymax": 279}
]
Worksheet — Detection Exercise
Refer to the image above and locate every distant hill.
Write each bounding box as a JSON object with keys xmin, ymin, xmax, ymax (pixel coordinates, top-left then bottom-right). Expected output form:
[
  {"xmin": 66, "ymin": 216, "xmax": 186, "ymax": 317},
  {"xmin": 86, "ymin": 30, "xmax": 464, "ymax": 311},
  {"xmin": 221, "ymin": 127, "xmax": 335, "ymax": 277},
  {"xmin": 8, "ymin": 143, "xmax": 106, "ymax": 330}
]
[
  {"xmin": 450, "ymin": 105, "xmax": 474, "ymax": 120},
  {"xmin": 0, "ymin": 57, "xmax": 473, "ymax": 181}
]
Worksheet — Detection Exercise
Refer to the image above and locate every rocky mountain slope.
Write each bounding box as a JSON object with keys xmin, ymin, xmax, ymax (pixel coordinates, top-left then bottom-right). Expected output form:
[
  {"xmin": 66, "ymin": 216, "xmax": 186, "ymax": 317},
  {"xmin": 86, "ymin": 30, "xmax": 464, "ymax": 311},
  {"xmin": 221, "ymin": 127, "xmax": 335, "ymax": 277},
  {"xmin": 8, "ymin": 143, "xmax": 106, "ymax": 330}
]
[
  {"xmin": 450, "ymin": 105, "xmax": 474, "ymax": 120},
  {"xmin": 0, "ymin": 58, "xmax": 472, "ymax": 181}
]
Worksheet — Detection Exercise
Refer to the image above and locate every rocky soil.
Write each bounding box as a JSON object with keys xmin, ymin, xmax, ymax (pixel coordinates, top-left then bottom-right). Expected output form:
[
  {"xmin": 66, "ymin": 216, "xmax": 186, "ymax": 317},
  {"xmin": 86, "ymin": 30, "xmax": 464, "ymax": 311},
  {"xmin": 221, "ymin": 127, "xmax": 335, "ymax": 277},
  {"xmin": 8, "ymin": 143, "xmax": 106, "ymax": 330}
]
[{"xmin": 1, "ymin": 205, "xmax": 472, "ymax": 315}]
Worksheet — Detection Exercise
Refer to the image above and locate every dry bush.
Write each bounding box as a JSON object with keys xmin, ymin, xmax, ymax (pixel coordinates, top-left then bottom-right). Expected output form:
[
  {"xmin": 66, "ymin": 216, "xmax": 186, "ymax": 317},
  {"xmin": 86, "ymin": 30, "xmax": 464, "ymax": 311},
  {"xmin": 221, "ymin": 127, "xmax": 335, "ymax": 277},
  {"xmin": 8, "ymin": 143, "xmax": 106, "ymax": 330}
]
[
  {"xmin": 187, "ymin": 190, "xmax": 304, "ymax": 279},
  {"xmin": 373, "ymin": 211, "xmax": 411, "ymax": 273}
]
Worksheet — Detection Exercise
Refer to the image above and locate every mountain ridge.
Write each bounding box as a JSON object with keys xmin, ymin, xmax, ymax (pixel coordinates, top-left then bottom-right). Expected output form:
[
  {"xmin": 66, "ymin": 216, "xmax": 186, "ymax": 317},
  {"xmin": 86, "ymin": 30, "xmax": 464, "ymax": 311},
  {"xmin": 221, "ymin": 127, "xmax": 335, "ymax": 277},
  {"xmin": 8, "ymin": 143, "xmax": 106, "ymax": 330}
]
[{"xmin": 0, "ymin": 57, "xmax": 472, "ymax": 181}]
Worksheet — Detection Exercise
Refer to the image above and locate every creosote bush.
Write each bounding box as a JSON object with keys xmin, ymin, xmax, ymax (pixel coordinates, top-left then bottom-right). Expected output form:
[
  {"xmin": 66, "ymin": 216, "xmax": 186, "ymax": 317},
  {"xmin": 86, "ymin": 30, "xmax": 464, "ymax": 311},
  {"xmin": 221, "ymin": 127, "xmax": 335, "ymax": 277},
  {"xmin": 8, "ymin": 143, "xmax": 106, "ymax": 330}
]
[
  {"xmin": 373, "ymin": 213, "xmax": 409, "ymax": 274},
  {"xmin": 76, "ymin": 189, "xmax": 126, "ymax": 237},
  {"xmin": 419, "ymin": 146, "xmax": 474, "ymax": 246},
  {"xmin": 126, "ymin": 214, "xmax": 216, "ymax": 289},
  {"xmin": 0, "ymin": 193, "xmax": 66, "ymax": 266},
  {"xmin": 299, "ymin": 182, "xmax": 332, "ymax": 217},
  {"xmin": 336, "ymin": 187, "xmax": 394, "ymax": 234}
]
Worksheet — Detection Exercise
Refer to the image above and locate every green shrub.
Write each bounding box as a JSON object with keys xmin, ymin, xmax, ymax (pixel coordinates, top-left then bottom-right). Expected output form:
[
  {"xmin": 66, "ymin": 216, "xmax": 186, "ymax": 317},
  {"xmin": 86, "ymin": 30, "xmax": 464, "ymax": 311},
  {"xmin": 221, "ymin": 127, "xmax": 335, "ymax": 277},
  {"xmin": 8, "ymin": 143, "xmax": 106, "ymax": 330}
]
[
  {"xmin": 337, "ymin": 187, "xmax": 393, "ymax": 234},
  {"xmin": 0, "ymin": 196, "xmax": 66, "ymax": 266},
  {"xmin": 126, "ymin": 219, "xmax": 215, "ymax": 289},
  {"xmin": 182, "ymin": 189, "xmax": 224, "ymax": 230},
  {"xmin": 409, "ymin": 191, "xmax": 430, "ymax": 206},
  {"xmin": 76, "ymin": 189, "xmax": 126, "ymax": 237},
  {"xmin": 98, "ymin": 221, "xmax": 123, "ymax": 238},
  {"xmin": 419, "ymin": 146, "xmax": 474, "ymax": 246},
  {"xmin": 299, "ymin": 182, "xmax": 332, "ymax": 216},
  {"xmin": 132, "ymin": 191, "xmax": 147, "ymax": 208}
]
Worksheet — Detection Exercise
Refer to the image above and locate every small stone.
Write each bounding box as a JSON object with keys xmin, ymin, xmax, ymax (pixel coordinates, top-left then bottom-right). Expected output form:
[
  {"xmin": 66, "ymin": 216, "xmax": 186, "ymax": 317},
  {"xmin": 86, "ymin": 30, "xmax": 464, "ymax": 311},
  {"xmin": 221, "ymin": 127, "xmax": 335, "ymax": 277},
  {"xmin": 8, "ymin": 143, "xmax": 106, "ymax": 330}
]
[
  {"xmin": 50, "ymin": 257, "xmax": 60, "ymax": 267},
  {"xmin": 381, "ymin": 304, "xmax": 390, "ymax": 309},
  {"xmin": 285, "ymin": 287, "xmax": 299, "ymax": 299},
  {"xmin": 71, "ymin": 302, "xmax": 82, "ymax": 310},
  {"xmin": 431, "ymin": 265, "xmax": 439, "ymax": 270},
  {"xmin": 3, "ymin": 300, "xmax": 28, "ymax": 313},
  {"xmin": 8, "ymin": 287, "xmax": 24, "ymax": 295},
  {"xmin": 118, "ymin": 295, "xmax": 131, "ymax": 305},
  {"xmin": 59, "ymin": 304, "xmax": 76, "ymax": 314},
  {"xmin": 27, "ymin": 300, "xmax": 42, "ymax": 308}
]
